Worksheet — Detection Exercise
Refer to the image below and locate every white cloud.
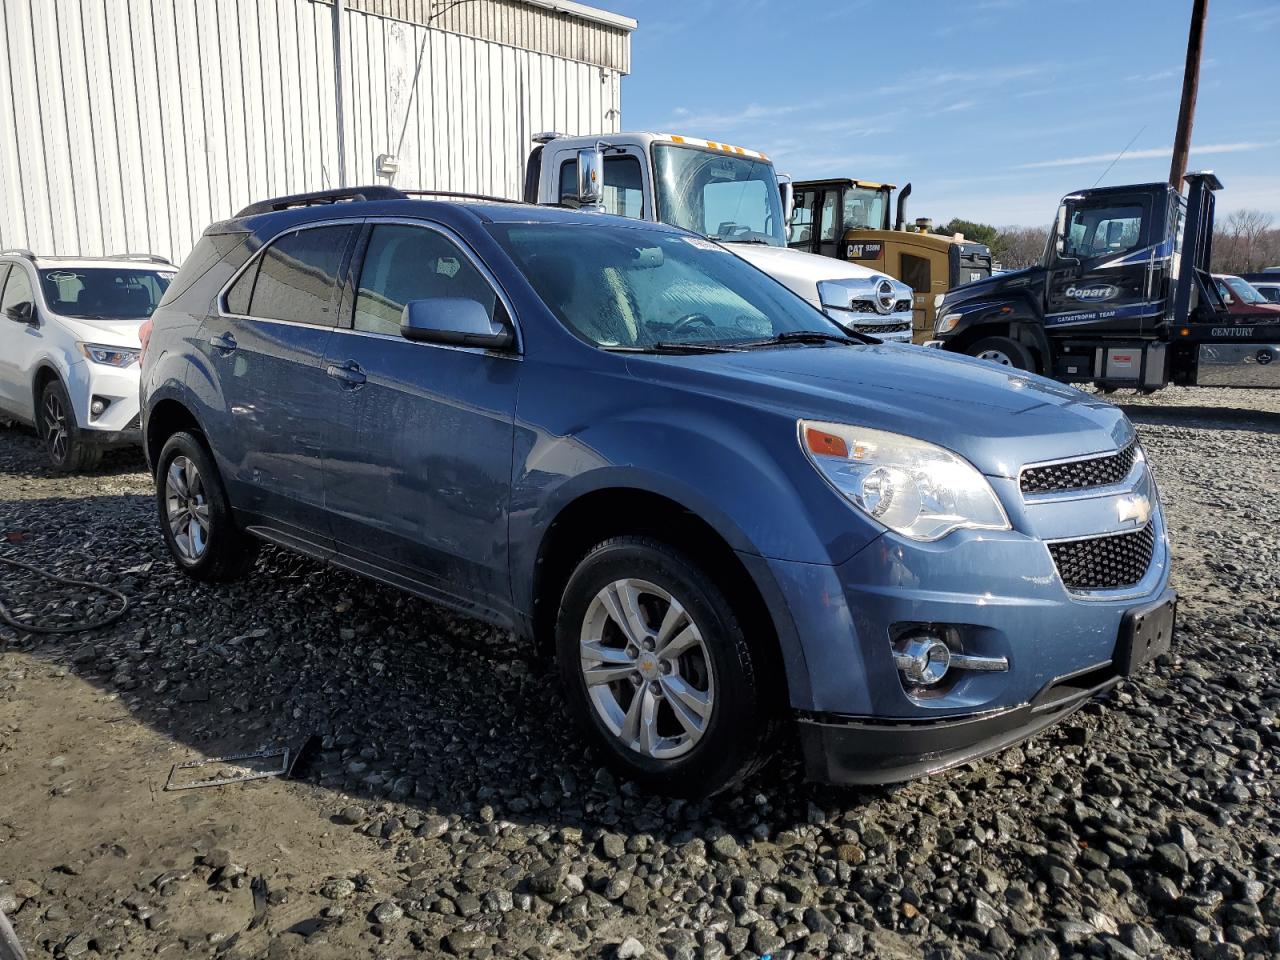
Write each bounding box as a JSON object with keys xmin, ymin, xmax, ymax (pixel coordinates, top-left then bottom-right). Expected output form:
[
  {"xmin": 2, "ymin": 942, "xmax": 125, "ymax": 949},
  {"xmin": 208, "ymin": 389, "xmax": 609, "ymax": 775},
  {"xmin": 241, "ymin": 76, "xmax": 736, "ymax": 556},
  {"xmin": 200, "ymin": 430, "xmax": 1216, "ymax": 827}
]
[{"xmin": 1016, "ymin": 141, "xmax": 1279, "ymax": 169}]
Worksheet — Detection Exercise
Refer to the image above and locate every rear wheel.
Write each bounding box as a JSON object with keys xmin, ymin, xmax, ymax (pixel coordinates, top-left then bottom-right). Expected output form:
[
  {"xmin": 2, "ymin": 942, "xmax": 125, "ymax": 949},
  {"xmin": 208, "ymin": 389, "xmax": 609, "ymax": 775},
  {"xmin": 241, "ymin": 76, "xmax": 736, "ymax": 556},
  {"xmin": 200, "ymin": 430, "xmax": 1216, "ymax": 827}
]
[
  {"xmin": 155, "ymin": 431, "xmax": 258, "ymax": 582},
  {"xmin": 38, "ymin": 380, "xmax": 102, "ymax": 472},
  {"xmin": 967, "ymin": 335, "xmax": 1035, "ymax": 372},
  {"xmin": 556, "ymin": 536, "xmax": 778, "ymax": 797}
]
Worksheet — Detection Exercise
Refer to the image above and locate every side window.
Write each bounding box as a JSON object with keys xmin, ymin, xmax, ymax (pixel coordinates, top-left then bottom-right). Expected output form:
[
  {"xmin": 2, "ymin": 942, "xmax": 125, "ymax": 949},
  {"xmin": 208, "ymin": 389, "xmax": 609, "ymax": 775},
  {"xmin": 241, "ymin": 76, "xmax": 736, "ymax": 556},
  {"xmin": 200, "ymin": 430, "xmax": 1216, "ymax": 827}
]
[
  {"xmin": 1063, "ymin": 203, "xmax": 1146, "ymax": 260},
  {"xmin": 353, "ymin": 224, "xmax": 499, "ymax": 336},
  {"xmin": 788, "ymin": 190, "xmax": 814, "ymax": 246},
  {"xmin": 0, "ymin": 266, "xmax": 35, "ymax": 320},
  {"xmin": 224, "ymin": 260, "xmax": 257, "ymax": 315},
  {"xmin": 558, "ymin": 156, "xmax": 644, "ymax": 218},
  {"xmin": 247, "ymin": 224, "xmax": 358, "ymax": 325},
  {"xmin": 900, "ymin": 253, "xmax": 931, "ymax": 295},
  {"xmin": 819, "ymin": 191, "xmax": 839, "ymax": 241},
  {"xmin": 0, "ymin": 266, "xmax": 10, "ymax": 303}
]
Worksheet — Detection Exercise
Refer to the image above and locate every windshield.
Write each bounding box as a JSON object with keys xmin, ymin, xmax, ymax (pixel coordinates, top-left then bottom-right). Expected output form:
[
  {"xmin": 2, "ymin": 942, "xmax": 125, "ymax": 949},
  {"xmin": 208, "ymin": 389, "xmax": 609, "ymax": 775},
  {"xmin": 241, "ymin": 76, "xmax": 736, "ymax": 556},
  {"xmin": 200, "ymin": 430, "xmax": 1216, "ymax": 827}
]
[
  {"xmin": 39, "ymin": 267, "xmax": 173, "ymax": 319},
  {"xmin": 843, "ymin": 186, "xmax": 890, "ymax": 231},
  {"xmin": 490, "ymin": 222, "xmax": 844, "ymax": 349},
  {"xmin": 653, "ymin": 144, "xmax": 786, "ymax": 247},
  {"xmin": 1224, "ymin": 277, "xmax": 1268, "ymax": 304}
]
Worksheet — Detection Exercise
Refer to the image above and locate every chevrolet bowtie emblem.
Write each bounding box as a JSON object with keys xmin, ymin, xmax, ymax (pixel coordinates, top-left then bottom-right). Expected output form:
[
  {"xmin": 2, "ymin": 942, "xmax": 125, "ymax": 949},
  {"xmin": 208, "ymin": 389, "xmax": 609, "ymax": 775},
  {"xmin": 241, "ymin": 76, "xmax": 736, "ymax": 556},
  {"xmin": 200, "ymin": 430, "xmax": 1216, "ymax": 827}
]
[{"xmin": 1116, "ymin": 493, "xmax": 1152, "ymax": 527}]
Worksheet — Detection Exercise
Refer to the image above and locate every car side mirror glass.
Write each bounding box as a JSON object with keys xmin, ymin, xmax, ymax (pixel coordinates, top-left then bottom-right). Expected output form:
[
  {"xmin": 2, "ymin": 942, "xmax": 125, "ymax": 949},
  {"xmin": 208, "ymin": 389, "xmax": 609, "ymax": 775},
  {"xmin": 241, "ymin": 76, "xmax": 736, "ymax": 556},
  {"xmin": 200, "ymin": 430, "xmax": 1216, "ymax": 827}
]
[
  {"xmin": 400, "ymin": 298, "xmax": 513, "ymax": 351},
  {"xmin": 779, "ymin": 179, "xmax": 794, "ymax": 227},
  {"xmin": 576, "ymin": 147, "xmax": 604, "ymax": 207}
]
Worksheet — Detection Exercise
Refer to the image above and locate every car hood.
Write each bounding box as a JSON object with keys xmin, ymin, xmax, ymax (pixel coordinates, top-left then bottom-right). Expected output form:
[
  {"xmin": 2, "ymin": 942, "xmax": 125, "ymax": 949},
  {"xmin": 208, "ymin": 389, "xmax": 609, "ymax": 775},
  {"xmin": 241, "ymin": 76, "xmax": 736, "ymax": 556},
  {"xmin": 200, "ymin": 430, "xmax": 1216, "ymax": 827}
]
[
  {"xmin": 944, "ymin": 265, "xmax": 1044, "ymax": 306},
  {"xmin": 52, "ymin": 313, "xmax": 146, "ymax": 348},
  {"xmin": 724, "ymin": 243, "xmax": 889, "ymax": 305},
  {"xmin": 626, "ymin": 343, "xmax": 1131, "ymax": 478}
]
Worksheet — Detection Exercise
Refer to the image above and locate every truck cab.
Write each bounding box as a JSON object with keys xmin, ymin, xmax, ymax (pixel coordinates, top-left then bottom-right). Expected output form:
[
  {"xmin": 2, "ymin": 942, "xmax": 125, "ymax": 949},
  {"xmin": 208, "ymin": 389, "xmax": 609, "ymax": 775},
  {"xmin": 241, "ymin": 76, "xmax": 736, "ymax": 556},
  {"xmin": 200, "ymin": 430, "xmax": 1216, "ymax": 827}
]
[
  {"xmin": 788, "ymin": 178, "xmax": 993, "ymax": 342},
  {"xmin": 524, "ymin": 133, "xmax": 916, "ymax": 343},
  {"xmin": 931, "ymin": 173, "xmax": 1280, "ymax": 390}
]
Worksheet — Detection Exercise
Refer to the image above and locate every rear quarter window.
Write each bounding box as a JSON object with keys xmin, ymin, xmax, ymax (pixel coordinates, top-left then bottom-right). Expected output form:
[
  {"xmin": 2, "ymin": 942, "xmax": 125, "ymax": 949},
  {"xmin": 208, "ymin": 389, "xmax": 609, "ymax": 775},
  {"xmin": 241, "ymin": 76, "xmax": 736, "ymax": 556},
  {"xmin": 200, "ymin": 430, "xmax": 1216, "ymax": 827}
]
[{"xmin": 159, "ymin": 232, "xmax": 254, "ymax": 307}]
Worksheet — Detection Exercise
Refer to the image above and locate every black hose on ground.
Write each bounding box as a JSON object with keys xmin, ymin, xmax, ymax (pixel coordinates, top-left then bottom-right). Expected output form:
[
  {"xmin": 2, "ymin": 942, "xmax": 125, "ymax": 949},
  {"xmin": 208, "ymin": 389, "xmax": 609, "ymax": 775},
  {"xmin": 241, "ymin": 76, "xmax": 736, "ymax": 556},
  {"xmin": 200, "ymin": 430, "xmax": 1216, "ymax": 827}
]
[{"xmin": 0, "ymin": 554, "xmax": 130, "ymax": 635}]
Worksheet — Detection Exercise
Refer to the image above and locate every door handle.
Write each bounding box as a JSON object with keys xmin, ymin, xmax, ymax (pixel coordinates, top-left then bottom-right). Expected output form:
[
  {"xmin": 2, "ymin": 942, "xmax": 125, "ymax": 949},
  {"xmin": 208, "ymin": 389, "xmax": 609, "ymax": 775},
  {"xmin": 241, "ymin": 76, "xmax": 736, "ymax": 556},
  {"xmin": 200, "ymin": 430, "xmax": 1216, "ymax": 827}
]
[
  {"xmin": 325, "ymin": 361, "xmax": 366, "ymax": 388},
  {"xmin": 208, "ymin": 332, "xmax": 238, "ymax": 353}
]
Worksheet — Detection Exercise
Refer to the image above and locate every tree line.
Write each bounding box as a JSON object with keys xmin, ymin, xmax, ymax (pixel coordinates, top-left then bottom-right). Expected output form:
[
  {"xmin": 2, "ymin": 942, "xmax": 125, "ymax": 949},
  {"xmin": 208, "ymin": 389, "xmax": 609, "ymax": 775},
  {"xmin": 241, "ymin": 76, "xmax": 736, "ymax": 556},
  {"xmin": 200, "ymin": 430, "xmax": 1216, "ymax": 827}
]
[{"xmin": 935, "ymin": 210, "xmax": 1279, "ymax": 275}]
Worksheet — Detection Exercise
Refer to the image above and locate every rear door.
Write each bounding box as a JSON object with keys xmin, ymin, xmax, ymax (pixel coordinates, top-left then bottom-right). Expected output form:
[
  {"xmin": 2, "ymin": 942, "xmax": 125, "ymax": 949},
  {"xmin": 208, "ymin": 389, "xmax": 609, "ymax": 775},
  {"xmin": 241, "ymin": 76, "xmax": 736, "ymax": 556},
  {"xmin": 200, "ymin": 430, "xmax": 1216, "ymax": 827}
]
[
  {"xmin": 1045, "ymin": 193, "xmax": 1160, "ymax": 335},
  {"xmin": 200, "ymin": 221, "xmax": 360, "ymax": 542},
  {"xmin": 321, "ymin": 219, "xmax": 519, "ymax": 616}
]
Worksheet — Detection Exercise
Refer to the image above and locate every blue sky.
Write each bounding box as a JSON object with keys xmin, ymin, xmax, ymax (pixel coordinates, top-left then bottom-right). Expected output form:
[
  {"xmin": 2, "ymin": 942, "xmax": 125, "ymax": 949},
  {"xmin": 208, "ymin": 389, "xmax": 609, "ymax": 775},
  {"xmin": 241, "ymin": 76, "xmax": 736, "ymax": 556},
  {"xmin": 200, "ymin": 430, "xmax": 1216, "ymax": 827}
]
[{"xmin": 605, "ymin": 0, "xmax": 1280, "ymax": 227}]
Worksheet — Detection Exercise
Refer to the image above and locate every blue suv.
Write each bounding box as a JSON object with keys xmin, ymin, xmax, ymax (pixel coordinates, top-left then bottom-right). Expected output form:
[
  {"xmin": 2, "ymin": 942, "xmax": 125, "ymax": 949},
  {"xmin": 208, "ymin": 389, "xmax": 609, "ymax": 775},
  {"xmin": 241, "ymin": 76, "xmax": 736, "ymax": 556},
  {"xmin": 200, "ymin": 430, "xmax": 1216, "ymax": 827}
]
[{"xmin": 141, "ymin": 187, "xmax": 1175, "ymax": 797}]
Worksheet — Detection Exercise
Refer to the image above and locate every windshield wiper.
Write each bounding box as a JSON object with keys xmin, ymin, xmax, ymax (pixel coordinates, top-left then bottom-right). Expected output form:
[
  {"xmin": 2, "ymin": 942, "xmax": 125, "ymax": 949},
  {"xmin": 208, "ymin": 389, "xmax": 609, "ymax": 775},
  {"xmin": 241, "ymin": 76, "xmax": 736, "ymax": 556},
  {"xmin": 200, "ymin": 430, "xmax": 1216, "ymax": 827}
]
[
  {"xmin": 739, "ymin": 330, "xmax": 870, "ymax": 349},
  {"xmin": 603, "ymin": 341, "xmax": 744, "ymax": 355}
]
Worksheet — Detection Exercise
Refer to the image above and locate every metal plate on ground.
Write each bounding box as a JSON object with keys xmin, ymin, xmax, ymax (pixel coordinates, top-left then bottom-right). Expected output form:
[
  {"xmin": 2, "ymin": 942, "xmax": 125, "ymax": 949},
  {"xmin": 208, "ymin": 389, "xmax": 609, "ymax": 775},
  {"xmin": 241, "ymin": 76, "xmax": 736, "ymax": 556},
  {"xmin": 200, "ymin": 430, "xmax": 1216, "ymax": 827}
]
[{"xmin": 164, "ymin": 748, "xmax": 290, "ymax": 791}]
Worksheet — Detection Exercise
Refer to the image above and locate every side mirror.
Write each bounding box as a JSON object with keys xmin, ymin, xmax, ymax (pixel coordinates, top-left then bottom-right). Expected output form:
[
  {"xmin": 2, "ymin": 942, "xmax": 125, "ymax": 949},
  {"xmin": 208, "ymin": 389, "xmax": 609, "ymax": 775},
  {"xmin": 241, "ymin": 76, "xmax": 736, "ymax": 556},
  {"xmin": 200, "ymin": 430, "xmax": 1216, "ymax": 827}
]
[
  {"xmin": 400, "ymin": 298, "xmax": 513, "ymax": 351},
  {"xmin": 779, "ymin": 178, "xmax": 794, "ymax": 227},
  {"xmin": 1053, "ymin": 204, "xmax": 1081, "ymax": 271},
  {"xmin": 5, "ymin": 301, "xmax": 34, "ymax": 324},
  {"xmin": 576, "ymin": 147, "xmax": 604, "ymax": 208}
]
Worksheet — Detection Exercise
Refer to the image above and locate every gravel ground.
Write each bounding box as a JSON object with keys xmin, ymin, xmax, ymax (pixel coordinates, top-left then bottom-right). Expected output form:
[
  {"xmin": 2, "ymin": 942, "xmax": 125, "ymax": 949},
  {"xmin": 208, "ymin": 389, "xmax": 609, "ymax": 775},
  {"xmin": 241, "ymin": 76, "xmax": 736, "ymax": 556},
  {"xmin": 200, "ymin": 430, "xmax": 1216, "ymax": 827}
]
[{"xmin": 0, "ymin": 387, "xmax": 1278, "ymax": 960}]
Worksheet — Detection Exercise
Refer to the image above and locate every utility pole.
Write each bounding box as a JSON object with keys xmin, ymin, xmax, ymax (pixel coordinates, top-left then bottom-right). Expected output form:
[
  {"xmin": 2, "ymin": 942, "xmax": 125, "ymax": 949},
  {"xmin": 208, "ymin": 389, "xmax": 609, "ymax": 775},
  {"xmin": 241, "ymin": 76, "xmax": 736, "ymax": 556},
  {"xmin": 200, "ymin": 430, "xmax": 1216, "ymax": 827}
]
[
  {"xmin": 332, "ymin": 0, "xmax": 348, "ymax": 187},
  {"xmin": 1169, "ymin": 0, "xmax": 1208, "ymax": 190}
]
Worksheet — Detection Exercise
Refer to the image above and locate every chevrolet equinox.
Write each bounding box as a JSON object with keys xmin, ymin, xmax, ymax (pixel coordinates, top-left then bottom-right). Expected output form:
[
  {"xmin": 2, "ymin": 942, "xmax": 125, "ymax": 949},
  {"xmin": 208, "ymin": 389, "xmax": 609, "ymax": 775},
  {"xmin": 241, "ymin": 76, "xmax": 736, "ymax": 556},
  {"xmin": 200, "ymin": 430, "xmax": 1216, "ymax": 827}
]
[{"xmin": 140, "ymin": 188, "xmax": 1175, "ymax": 797}]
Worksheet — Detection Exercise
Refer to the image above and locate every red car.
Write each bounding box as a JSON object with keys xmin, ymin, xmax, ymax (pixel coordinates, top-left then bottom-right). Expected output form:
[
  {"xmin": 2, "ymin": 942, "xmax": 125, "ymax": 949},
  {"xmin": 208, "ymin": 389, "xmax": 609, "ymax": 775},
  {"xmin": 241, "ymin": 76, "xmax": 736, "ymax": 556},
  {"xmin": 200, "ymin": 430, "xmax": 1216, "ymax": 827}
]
[{"xmin": 1213, "ymin": 274, "xmax": 1280, "ymax": 319}]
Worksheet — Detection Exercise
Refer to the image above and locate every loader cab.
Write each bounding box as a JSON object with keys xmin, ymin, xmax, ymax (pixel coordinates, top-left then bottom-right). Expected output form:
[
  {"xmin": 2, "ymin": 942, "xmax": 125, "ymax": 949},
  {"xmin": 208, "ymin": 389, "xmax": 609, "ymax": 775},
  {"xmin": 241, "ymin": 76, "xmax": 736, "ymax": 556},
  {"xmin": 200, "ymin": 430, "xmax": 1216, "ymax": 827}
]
[{"xmin": 788, "ymin": 179, "xmax": 891, "ymax": 258}]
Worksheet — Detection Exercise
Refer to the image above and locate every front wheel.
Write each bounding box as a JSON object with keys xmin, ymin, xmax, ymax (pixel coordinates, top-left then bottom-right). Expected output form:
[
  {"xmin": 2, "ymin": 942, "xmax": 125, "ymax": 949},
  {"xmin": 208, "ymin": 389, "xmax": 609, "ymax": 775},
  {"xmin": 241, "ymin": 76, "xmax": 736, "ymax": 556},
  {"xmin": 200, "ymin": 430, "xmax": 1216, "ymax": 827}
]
[
  {"xmin": 38, "ymin": 380, "xmax": 102, "ymax": 472},
  {"xmin": 967, "ymin": 335, "xmax": 1035, "ymax": 372},
  {"xmin": 155, "ymin": 431, "xmax": 258, "ymax": 582},
  {"xmin": 556, "ymin": 536, "xmax": 778, "ymax": 797}
]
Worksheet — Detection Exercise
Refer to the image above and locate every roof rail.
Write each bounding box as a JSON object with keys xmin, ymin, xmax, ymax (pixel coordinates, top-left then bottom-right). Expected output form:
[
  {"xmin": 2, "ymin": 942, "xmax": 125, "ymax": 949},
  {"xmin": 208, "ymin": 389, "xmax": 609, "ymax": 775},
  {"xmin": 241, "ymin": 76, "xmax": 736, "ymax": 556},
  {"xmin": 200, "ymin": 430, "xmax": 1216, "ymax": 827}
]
[
  {"xmin": 234, "ymin": 186, "xmax": 407, "ymax": 218},
  {"xmin": 0, "ymin": 248, "xmax": 35, "ymax": 259},
  {"xmin": 108, "ymin": 252, "xmax": 173, "ymax": 264},
  {"xmin": 399, "ymin": 189, "xmax": 524, "ymax": 204}
]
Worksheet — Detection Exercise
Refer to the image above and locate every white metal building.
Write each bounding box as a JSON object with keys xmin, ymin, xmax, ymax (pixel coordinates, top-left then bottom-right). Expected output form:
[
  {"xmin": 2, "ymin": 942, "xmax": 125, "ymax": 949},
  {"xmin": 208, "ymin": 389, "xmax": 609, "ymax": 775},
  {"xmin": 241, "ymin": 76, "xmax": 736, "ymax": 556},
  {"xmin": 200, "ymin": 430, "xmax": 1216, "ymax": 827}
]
[{"xmin": 0, "ymin": 0, "xmax": 634, "ymax": 263}]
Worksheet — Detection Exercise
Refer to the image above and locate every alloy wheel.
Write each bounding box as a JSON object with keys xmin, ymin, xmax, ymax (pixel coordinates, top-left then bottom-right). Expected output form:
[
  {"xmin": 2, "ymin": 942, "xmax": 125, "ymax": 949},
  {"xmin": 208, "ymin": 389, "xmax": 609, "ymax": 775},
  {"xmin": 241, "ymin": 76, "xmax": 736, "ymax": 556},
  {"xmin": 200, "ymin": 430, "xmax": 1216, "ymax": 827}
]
[
  {"xmin": 165, "ymin": 455, "xmax": 211, "ymax": 562},
  {"xmin": 579, "ymin": 578, "xmax": 715, "ymax": 760},
  {"xmin": 43, "ymin": 392, "xmax": 69, "ymax": 463}
]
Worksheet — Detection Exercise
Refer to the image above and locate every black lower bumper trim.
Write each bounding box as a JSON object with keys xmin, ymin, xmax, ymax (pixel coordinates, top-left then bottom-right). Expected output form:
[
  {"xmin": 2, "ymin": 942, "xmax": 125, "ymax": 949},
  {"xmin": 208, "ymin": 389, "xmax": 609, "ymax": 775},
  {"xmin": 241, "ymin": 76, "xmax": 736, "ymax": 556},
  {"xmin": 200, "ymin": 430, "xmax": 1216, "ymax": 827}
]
[
  {"xmin": 797, "ymin": 675, "xmax": 1120, "ymax": 786},
  {"xmin": 86, "ymin": 428, "xmax": 141, "ymax": 448}
]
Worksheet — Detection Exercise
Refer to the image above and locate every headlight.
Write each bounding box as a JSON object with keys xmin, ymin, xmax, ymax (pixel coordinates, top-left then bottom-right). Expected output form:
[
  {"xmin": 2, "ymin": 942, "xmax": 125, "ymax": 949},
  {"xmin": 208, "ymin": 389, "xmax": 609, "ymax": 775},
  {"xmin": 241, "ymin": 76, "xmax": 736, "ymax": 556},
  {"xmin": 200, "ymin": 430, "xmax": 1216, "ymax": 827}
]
[
  {"xmin": 936, "ymin": 312, "xmax": 962, "ymax": 334},
  {"xmin": 799, "ymin": 420, "xmax": 1010, "ymax": 541},
  {"xmin": 78, "ymin": 342, "xmax": 140, "ymax": 367}
]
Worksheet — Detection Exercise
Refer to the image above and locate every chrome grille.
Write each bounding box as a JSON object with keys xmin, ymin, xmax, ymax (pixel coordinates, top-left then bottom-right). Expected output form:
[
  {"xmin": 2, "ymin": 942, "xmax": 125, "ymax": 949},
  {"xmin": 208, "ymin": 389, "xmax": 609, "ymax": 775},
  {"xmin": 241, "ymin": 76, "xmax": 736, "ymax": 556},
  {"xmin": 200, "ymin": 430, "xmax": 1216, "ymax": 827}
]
[
  {"xmin": 1048, "ymin": 523, "xmax": 1155, "ymax": 591},
  {"xmin": 1021, "ymin": 441, "xmax": 1138, "ymax": 495},
  {"xmin": 850, "ymin": 322, "xmax": 911, "ymax": 335}
]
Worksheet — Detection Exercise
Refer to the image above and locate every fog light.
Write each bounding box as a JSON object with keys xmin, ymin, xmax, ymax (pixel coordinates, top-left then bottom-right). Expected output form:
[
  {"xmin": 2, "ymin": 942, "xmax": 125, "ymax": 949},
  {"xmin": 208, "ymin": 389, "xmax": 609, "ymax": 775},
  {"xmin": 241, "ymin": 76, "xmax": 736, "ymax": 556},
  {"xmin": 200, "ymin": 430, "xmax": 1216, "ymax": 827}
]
[
  {"xmin": 90, "ymin": 398, "xmax": 106, "ymax": 417},
  {"xmin": 894, "ymin": 636, "xmax": 951, "ymax": 686}
]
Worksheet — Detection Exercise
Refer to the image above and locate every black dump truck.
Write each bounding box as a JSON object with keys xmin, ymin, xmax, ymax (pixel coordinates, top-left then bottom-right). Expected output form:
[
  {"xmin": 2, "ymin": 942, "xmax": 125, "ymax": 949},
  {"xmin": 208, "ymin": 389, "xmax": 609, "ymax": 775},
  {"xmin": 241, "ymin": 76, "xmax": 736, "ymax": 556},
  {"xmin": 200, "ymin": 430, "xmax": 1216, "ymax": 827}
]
[{"xmin": 929, "ymin": 173, "xmax": 1280, "ymax": 390}]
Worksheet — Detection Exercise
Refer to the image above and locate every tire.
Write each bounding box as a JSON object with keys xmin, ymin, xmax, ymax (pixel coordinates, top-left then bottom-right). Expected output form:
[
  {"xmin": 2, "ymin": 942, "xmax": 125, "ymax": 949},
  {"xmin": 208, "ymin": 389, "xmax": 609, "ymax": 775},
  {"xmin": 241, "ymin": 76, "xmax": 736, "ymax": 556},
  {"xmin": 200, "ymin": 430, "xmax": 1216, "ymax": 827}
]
[
  {"xmin": 37, "ymin": 379, "xmax": 103, "ymax": 472},
  {"xmin": 967, "ymin": 335, "xmax": 1035, "ymax": 372},
  {"xmin": 555, "ymin": 536, "xmax": 779, "ymax": 797},
  {"xmin": 155, "ymin": 430, "xmax": 258, "ymax": 582}
]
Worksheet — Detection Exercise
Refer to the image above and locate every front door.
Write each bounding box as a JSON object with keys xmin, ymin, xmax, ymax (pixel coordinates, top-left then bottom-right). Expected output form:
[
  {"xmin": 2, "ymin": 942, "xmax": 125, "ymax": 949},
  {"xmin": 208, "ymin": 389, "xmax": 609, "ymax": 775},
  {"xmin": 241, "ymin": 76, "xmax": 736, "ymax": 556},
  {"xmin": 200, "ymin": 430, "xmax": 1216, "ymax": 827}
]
[
  {"xmin": 787, "ymin": 189, "xmax": 817, "ymax": 252},
  {"xmin": 1044, "ymin": 193, "xmax": 1160, "ymax": 336},
  {"xmin": 322, "ymin": 220, "xmax": 519, "ymax": 616},
  {"xmin": 816, "ymin": 188, "xmax": 843, "ymax": 259},
  {"xmin": 198, "ymin": 221, "xmax": 360, "ymax": 541}
]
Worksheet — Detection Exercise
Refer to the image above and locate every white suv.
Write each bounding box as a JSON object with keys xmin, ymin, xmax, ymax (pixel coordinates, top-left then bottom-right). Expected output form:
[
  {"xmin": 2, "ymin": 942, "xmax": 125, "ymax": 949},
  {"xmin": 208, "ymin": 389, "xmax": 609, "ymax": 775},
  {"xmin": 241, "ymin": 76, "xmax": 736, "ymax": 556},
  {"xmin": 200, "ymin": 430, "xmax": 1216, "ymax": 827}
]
[{"xmin": 0, "ymin": 250, "xmax": 175, "ymax": 470}]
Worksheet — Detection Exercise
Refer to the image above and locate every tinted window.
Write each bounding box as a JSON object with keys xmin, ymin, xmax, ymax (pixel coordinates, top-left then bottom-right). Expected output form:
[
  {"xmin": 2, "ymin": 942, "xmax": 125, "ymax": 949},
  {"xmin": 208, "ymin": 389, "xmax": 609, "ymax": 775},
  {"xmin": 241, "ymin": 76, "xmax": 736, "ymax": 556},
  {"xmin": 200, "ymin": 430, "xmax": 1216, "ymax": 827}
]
[
  {"xmin": 39, "ymin": 268, "xmax": 172, "ymax": 319},
  {"xmin": 353, "ymin": 224, "xmax": 498, "ymax": 336},
  {"xmin": 248, "ymin": 224, "xmax": 357, "ymax": 325},
  {"xmin": 0, "ymin": 266, "xmax": 35, "ymax": 319},
  {"xmin": 224, "ymin": 260, "xmax": 256, "ymax": 314},
  {"xmin": 558, "ymin": 156, "xmax": 644, "ymax": 218}
]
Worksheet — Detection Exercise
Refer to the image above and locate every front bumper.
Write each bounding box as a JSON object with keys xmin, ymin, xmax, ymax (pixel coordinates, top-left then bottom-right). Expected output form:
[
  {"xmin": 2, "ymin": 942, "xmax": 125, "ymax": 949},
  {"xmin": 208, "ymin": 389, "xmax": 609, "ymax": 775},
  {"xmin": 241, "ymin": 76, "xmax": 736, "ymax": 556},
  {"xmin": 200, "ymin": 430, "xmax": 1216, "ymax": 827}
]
[
  {"xmin": 65, "ymin": 358, "xmax": 143, "ymax": 445},
  {"xmin": 797, "ymin": 587, "xmax": 1174, "ymax": 784}
]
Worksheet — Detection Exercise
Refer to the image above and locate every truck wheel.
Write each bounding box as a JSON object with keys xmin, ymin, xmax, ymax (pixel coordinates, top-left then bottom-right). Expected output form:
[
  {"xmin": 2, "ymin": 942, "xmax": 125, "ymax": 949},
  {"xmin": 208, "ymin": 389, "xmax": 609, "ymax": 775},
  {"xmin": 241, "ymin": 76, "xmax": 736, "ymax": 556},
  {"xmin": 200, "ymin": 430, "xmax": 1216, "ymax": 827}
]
[
  {"xmin": 38, "ymin": 379, "xmax": 103, "ymax": 472},
  {"xmin": 155, "ymin": 431, "xmax": 258, "ymax": 582},
  {"xmin": 967, "ymin": 336, "xmax": 1034, "ymax": 372},
  {"xmin": 556, "ymin": 536, "xmax": 779, "ymax": 797}
]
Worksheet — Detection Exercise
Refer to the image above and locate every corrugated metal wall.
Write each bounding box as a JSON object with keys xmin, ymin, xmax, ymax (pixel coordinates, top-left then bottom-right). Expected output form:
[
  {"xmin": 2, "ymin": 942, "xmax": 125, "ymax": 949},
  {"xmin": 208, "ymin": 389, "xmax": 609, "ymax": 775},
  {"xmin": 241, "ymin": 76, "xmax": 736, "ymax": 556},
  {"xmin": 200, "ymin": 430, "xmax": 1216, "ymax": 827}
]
[{"xmin": 0, "ymin": 0, "xmax": 626, "ymax": 263}]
